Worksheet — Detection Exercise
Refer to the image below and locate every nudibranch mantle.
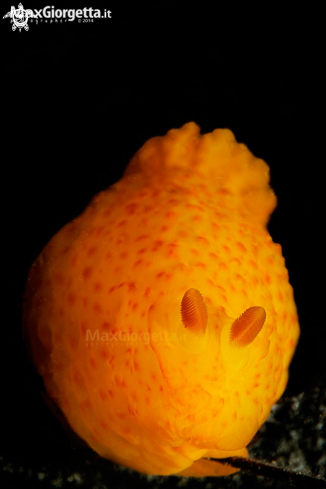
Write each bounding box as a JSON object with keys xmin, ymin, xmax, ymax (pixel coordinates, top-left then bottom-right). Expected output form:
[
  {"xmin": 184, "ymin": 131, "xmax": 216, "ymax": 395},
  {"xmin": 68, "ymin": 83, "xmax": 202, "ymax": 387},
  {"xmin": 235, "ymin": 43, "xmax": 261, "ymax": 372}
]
[{"xmin": 23, "ymin": 123, "xmax": 299, "ymax": 477}]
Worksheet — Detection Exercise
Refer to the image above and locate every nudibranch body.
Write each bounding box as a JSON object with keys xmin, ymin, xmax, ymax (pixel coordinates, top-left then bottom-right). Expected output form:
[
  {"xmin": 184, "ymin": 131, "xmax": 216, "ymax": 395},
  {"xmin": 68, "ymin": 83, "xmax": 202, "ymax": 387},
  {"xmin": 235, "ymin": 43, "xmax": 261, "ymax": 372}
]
[{"xmin": 23, "ymin": 123, "xmax": 299, "ymax": 477}]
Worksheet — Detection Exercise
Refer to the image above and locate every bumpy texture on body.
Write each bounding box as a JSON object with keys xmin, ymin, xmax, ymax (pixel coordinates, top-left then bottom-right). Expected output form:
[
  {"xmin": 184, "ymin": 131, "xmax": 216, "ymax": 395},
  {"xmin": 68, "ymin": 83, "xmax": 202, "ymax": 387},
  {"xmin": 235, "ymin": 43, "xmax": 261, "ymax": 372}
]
[{"xmin": 23, "ymin": 123, "xmax": 299, "ymax": 477}]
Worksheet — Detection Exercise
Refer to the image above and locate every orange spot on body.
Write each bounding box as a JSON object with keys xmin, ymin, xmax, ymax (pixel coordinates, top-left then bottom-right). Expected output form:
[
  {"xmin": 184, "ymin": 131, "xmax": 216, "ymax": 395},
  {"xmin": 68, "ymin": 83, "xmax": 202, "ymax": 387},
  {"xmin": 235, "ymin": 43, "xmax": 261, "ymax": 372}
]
[
  {"xmin": 83, "ymin": 267, "xmax": 93, "ymax": 280},
  {"xmin": 93, "ymin": 302, "xmax": 102, "ymax": 314},
  {"xmin": 88, "ymin": 247, "xmax": 97, "ymax": 256},
  {"xmin": 135, "ymin": 235, "xmax": 149, "ymax": 242},
  {"xmin": 236, "ymin": 242, "xmax": 246, "ymax": 253},
  {"xmin": 94, "ymin": 282, "xmax": 103, "ymax": 293},
  {"xmin": 67, "ymin": 293, "xmax": 76, "ymax": 305}
]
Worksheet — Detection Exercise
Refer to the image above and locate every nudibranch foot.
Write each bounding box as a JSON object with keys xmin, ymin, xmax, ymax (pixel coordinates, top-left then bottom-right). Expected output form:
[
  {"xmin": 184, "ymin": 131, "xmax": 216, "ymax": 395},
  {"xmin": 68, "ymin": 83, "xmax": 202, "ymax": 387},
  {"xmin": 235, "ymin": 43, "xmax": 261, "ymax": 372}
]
[{"xmin": 176, "ymin": 448, "xmax": 248, "ymax": 477}]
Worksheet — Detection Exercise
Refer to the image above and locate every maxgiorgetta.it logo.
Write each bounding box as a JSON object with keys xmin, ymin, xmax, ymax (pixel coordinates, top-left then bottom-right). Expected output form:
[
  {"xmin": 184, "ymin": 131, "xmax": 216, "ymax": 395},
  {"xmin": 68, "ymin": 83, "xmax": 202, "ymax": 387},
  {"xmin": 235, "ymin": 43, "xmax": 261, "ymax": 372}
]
[
  {"xmin": 3, "ymin": 4, "xmax": 112, "ymax": 31},
  {"xmin": 3, "ymin": 4, "xmax": 33, "ymax": 31}
]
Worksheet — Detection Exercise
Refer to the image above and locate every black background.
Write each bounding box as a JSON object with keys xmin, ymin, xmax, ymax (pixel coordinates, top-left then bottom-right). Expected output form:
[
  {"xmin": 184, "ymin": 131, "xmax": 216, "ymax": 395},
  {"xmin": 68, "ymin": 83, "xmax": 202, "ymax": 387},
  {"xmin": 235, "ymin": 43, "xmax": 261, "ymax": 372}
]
[{"xmin": 2, "ymin": 3, "xmax": 325, "ymax": 488}]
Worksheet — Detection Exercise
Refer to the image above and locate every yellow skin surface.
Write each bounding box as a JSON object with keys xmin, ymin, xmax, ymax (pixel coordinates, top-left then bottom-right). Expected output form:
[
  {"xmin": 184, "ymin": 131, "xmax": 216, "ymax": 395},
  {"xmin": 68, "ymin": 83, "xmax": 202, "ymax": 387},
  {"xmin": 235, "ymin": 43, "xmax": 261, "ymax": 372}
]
[{"xmin": 23, "ymin": 123, "xmax": 300, "ymax": 477}]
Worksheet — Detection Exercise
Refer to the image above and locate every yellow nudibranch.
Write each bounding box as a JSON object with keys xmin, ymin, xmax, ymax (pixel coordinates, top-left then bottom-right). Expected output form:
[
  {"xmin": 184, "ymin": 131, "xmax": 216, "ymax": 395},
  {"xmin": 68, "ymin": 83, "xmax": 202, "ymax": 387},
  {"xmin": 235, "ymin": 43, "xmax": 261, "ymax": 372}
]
[{"xmin": 23, "ymin": 123, "xmax": 299, "ymax": 477}]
